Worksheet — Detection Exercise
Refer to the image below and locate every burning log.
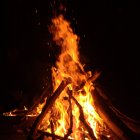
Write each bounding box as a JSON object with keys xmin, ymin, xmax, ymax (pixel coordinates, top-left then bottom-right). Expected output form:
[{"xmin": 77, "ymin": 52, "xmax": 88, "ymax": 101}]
[
  {"xmin": 38, "ymin": 130, "xmax": 69, "ymax": 139},
  {"xmin": 87, "ymin": 71, "xmax": 101, "ymax": 83},
  {"xmin": 27, "ymin": 78, "xmax": 71, "ymax": 140},
  {"xmin": 111, "ymin": 106, "xmax": 140, "ymax": 135},
  {"xmin": 73, "ymin": 71, "xmax": 101, "ymax": 92},
  {"xmin": 92, "ymin": 87, "xmax": 136, "ymax": 140},
  {"xmin": 71, "ymin": 96, "xmax": 97, "ymax": 140},
  {"xmin": 62, "ymin": 90, "xmax": 73, "ymax": 140},
  {"xmin": 22, "ymin": 84, "xmax": 52, "ymax": 120},
  {"xmin": 50, "ymin": 120, "xmax": 55, "ymax": 140}
]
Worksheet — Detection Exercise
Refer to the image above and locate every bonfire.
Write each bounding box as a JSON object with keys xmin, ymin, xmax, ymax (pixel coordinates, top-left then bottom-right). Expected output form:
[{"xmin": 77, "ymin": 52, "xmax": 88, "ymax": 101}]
[{"xmin": 3, "ymin": 14, "xmax": 140, "ymax": 140}]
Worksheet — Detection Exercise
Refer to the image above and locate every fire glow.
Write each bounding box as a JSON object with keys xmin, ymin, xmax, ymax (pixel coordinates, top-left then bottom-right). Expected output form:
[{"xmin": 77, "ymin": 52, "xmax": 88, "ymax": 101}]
[
  {"xmin": 3, "ymin": 15, "xmax": 112, "ymax": 139},
  {"xmin": 37, "ymin": 15, "xmax": 106, "ymax": 139},
  {"xmin": 4, "ymin": 10, "xmax": 140, "ymax": 139}
]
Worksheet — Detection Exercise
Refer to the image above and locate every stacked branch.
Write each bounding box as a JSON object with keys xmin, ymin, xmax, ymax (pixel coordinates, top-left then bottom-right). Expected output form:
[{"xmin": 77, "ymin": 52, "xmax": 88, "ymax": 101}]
[
  {"xmin": 27, "ymin": 73, "xmax": 100, "ymax": 140},
  {"xmin": 26, "ymin": 70, "xmax": 138, "ymax": 140},
  {"xmin": 92, "ymin": 87, "xmax": 136, "ymax": 140},
  {"xmin": 62, "ymin": 90, "xmax": 73, "ymax": 140},
  {"xmin": 72, "ymin": 96, "xmax": 97, "ymax": 140},
  {"xmin": 27, "ymin": 78, "xmax": 71, "ymax": 139},
  {"xmin": 38, "ymin": 130, "xmax": 69, "ymax": 139},
  {"xmin": 22, "ymin": 84, "xmax": 52, "ymax": 120}
]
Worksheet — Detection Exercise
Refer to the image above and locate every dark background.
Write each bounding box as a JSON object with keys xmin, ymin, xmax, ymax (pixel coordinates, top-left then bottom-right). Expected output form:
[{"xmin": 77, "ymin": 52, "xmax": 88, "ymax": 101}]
[{"xmin": 3, "ymin": 0, "xmax": 140, "ymax": 121}]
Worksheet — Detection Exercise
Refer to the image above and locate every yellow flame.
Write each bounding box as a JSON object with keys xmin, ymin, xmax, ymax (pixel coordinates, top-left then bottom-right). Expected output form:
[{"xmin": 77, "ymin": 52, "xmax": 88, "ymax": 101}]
[
  {"xmin": 37, "ymin": 15, "xmax": 105, "ymax": 139},
  {"xmin": 3, "ymin": 15, "xmax": 108, "ymax": 139}
]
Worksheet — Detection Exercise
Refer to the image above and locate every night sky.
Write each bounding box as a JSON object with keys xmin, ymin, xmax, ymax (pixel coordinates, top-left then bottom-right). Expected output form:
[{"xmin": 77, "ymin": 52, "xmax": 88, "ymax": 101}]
[{"xmin": 3, "ymin": 0, "xmax": 140, "ymax": 120}]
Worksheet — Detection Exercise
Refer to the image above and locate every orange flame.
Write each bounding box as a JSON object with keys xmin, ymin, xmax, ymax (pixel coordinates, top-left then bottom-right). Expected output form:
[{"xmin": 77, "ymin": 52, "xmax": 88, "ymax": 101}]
[
  {"xmin": 38, "ymin": 15, "xmax": 105, "ymax": 139},
  {"xmin": 3, "ymin": 15, "xmax": 110, "ymax": 139}
]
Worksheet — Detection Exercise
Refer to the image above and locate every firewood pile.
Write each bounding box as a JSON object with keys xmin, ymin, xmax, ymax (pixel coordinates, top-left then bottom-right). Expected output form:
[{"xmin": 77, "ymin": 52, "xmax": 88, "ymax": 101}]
[
  {"xmin": 3, "ymin": 14, "xmax": 140, "ymax": 140},
  {"xmin": 2, "ymin": 73, "xmax": 140, "ymax": 140},
  {"xmin": 20, "ymin": 72, "xmax": 139, "ymax": 140}
]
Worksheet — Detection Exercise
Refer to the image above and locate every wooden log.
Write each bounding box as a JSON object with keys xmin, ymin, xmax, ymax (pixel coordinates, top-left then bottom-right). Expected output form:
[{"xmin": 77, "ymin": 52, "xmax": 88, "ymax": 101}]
[
  {"xmin": 87, "ymin": 71, "xmax": 101, "ymax": 83},
  {"xmin": 50, "ymin": 120, "xmax": 55, "ymax": 140},
  {"xmin": 21, "ymin": 84, "xmax": 52, "ymax": 120},
  {"xmin": 92, "ymin": 87, "xmax": 137, "ymax": 140},
  {"xmin": 73, "ymin": 71, "xmax": 101, "ymax": 91},
  {"xmin": 62, "ymin": 90, "xmax": 73, "ymax": 140},
  {"xmin": 27, "ymin": 78, "xmax": 71, "ymax": 140},
  {"xmin": 93, "ymin": 83, "xmax": 140, "ymax": 139},
  {"xmin": 38, "ymin": 130, "xmax": 66, "ymax": 139},
  {"xmin": 71, "ymin": 96, "xmax": 97, "ymax": 140}
]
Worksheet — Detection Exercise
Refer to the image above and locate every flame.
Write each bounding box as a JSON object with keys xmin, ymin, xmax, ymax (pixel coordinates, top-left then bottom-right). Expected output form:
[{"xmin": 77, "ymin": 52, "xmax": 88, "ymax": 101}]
[
  {"xmin": 3, "ymin": 15, "xmax": 111, "ymax": 139},
  {"xmin": 38, "ymin": 15, "xmax": 106, "ymax": 139},
  {"xmin": 3, "ymin": 106, "xmax": 28, "ymax": 116}
]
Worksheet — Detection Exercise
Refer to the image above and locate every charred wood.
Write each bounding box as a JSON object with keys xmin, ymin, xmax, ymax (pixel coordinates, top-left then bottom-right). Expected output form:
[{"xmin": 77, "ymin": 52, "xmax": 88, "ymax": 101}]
[
  {"xmin": 87, "ymin": 71, "xmax": 101, "ymax": 83},
  {"xmin": 38, "ymin": 130, "xmax": 67, "ymax": 139},
  {"xmin": 92, "ymin": 88, "xmax": 137, "ymax": 140},
  {"xmin": 22, "ymin": 85, "xmax": 52, "ymax": 120},
  {"xmin": 62, "ymin": 90, "xmax": 73, "ymax": 140},
  {"xmin": 27, "ymin": 78, "xmax": 71, "ymax": 140},
  {"xmin": 50, "ymin": 120, "xmax": 55, "ymax": 140},
  {"xmin": 73, "ymin": 71, "xmax": 101, "ymax": 91},
  {"xmin": 71, "ymin": 96, "xmax": 97, "ymax": 140}
]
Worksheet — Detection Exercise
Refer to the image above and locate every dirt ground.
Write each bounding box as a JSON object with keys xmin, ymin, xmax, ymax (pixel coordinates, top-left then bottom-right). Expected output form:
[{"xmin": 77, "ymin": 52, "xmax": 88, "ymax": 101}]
[{"xmin": 0, "ymin": 116, "xmax": 35, "ymax": 140}]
